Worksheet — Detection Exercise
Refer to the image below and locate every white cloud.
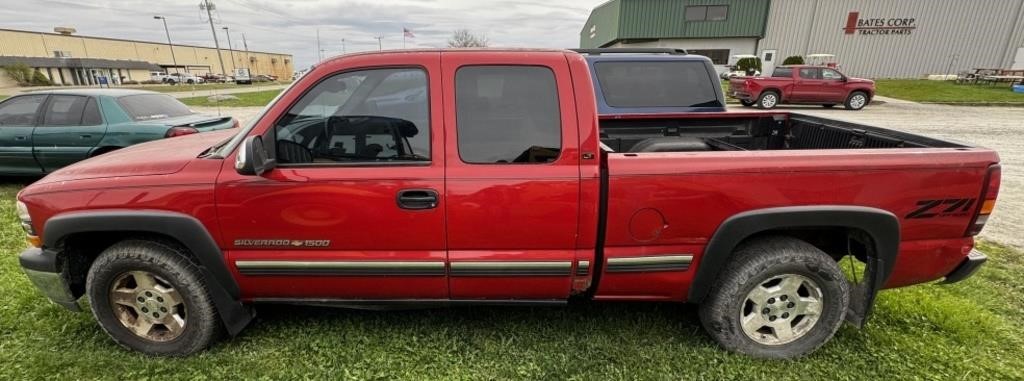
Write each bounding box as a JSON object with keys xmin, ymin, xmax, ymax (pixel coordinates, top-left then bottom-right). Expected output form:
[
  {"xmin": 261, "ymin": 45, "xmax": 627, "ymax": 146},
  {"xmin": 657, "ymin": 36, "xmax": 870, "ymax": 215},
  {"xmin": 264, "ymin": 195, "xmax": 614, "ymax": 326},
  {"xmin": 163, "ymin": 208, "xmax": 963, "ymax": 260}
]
[{"xmin": 6, "ymin": 0, "xmax": 606, "ymax": 70}]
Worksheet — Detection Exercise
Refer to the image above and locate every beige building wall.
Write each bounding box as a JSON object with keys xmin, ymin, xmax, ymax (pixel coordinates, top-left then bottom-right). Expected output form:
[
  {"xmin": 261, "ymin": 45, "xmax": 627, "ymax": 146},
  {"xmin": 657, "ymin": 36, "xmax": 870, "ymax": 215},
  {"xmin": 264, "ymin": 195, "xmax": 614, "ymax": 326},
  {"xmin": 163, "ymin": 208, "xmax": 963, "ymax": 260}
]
[{"xmin": 0, "ymin": 29, "xmax": 294, "ymax": 80}]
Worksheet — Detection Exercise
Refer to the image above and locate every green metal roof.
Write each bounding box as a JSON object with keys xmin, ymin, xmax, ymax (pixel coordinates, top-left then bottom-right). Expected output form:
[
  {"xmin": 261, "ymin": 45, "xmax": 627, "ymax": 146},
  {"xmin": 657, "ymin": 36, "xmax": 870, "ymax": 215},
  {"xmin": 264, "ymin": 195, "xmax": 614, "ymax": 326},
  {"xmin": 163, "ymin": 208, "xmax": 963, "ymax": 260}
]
[{"xmin": 580, "ymin": 0, "xmax": 771, "ymax": 48}]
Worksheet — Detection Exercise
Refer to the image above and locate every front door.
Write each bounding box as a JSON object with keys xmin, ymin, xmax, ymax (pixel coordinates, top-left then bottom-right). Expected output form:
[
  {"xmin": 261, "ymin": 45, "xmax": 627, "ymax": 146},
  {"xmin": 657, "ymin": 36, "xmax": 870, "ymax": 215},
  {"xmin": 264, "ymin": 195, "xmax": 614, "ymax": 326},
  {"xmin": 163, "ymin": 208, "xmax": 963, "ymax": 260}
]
[
  {"xmin": 0, "ymin": 95, "xmax": 46, "ymax": 175},
  {"xmin": 216, "ymin": 52, "xmax": 447, "ymax": 300},
  {"xmin": 442, "ymin": 51, "xmax": 581, "ymax": 300},
  {"xmin": 761, "ymin": 49, "xmax": 777, "ymax": 77},
  {"xmin": 33, "ymin": 95, "xmax": 106, "ymax": 172},
  {"xmin": 819, "ymin": 68, "xmax": 849, "ymax": 103}
]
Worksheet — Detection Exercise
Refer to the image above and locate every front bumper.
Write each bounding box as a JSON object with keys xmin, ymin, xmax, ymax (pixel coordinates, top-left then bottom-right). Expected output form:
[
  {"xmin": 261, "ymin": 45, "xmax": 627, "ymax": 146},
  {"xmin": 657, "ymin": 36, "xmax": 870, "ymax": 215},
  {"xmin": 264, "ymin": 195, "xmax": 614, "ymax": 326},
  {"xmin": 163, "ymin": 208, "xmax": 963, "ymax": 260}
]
[
  {"xmin": 940, "ymin": 249, "xmax": 988, "ymax": 284},
  {"xmin": 18, "ymin": 248, "xmax": 82, "ymax": 311}
]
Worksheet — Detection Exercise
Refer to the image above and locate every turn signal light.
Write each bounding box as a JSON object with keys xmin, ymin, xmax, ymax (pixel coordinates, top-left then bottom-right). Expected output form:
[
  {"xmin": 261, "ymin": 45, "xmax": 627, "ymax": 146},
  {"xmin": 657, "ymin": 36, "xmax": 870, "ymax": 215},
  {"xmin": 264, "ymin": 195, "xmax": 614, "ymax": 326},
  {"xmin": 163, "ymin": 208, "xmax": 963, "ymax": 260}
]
[
  {"xmin": 27, "ymin": 235, "xmax": 41, "ymax": 248},
  {"xmin": 165, "ymin": 126, "xmax": 199, "ymax": 138},
  {"xmin": 966, "ymin": 165, "xmax": 1000, "ymax": 236}
]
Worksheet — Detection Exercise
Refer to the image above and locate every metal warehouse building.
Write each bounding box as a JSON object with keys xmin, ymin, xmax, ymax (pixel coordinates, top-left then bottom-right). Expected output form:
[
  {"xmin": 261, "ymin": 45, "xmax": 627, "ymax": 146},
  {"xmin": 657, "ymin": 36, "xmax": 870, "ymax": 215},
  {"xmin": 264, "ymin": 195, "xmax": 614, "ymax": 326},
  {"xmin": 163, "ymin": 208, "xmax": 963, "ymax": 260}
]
[
  {"xmin": 580, "ymin": 0, "xmax": 1024, "ymax": 78},
  {"xmin": 0, "ymin": 27, "xmax": 293, "ymax": 87}
]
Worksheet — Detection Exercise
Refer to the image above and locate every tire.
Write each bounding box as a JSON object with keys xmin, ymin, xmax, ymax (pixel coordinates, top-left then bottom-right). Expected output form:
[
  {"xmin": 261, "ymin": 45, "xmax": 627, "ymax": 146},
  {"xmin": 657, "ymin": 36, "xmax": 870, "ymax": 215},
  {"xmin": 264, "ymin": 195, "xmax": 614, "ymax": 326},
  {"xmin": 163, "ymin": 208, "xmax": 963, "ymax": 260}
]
[
  {"xmin": 822, "ymin": 104, "xmax": 836, "ymax": 108},
  {"xmin": 756, "ymin": 91, "xmax": 780, "ymax": 109},
  {"xmin": 699, "ymin": 236, "xmax": 850, "ymax": 359},
  {"xmin": 844, "ymin": 91, "xmax": 869, "ymax": 110},
  {"xmin": 739, "ymin": 100, "xmax": 755, "ymax": 107},
  {"xmin": 187, "ymin": 79, "xmax": 195, "ymax": 85},
  {"xmin": 86, "ymin": 240, "xmax": 222, "ymax": 356}
]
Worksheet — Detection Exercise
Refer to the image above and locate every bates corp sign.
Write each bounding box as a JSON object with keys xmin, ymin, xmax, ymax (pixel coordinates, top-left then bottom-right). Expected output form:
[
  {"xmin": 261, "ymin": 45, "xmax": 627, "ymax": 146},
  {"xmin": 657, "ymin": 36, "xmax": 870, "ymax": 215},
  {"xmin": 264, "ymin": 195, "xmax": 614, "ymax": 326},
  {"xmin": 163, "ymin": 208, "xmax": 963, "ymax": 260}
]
[{"xmin": 844, "ymin": 12, "xmax": 917, "ymax": 35}]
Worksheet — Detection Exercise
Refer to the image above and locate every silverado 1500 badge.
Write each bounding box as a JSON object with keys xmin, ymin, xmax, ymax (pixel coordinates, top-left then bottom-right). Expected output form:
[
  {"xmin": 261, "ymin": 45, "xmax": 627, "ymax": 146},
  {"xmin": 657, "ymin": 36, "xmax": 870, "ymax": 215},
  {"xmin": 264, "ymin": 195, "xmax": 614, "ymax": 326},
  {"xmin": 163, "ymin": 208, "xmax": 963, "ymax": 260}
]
[{"xmin": 233, "ymin": 239, "xmax": 331, "ymax": 248}]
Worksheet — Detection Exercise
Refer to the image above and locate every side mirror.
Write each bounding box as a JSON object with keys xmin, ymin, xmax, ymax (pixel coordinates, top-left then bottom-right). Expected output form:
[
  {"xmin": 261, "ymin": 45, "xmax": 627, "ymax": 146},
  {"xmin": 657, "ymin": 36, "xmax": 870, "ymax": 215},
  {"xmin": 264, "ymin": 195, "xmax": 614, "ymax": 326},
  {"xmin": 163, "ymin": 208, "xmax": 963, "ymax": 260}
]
[{"xmin": 235, "ymin": 135, "xmax": 276, "ymax": 176}]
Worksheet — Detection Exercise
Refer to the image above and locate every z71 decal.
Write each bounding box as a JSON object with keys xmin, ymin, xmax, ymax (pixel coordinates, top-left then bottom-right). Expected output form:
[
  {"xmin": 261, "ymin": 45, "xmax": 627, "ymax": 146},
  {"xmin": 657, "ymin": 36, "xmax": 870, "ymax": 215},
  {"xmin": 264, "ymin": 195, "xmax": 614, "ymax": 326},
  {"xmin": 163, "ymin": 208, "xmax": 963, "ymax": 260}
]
[{"xmin": 905, "ymin": 199, "xmax": 975, "ymax": 219}]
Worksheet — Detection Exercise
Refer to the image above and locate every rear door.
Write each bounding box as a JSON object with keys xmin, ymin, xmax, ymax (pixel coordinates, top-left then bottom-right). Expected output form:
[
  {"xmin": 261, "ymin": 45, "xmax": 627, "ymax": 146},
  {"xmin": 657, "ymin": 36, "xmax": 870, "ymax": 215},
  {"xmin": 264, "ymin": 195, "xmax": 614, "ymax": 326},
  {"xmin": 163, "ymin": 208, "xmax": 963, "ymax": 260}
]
[
  {"xmin": 33, "ymin": 95, "xmax": 106, "ymax": 172},
  {"xmin": 0, "ymin": 95, "xmax": 47, "ymax": 175},
  {"xmin": 791, "ymin": 67, "xmax": 823, "ymax": 102},
  {"xmin": 442, "ymin": 51, "xmax": 581, "ymax": 300}
]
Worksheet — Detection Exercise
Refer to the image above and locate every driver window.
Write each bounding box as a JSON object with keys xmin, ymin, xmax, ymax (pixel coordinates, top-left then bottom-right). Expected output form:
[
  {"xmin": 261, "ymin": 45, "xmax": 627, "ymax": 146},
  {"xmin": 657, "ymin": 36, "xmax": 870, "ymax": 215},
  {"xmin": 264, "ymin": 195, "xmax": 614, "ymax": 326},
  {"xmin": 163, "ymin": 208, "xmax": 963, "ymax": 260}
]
[
  {"xmin": 274, "ymin": 67, "xmax": 429, "ymax": 165},
  {"xmin": 821, "ymin": 69, "xmax": 843, "ymax": 80}
]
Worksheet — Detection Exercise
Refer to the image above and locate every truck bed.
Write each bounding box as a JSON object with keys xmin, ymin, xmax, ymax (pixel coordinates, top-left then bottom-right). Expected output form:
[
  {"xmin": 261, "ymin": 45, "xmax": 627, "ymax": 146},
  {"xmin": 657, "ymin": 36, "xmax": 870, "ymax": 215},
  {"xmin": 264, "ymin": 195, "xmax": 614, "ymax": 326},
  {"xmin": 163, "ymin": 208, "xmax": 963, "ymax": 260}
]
[{"xmin": 599, "ymin": 112, "xmax": 963, "ymax": 153}]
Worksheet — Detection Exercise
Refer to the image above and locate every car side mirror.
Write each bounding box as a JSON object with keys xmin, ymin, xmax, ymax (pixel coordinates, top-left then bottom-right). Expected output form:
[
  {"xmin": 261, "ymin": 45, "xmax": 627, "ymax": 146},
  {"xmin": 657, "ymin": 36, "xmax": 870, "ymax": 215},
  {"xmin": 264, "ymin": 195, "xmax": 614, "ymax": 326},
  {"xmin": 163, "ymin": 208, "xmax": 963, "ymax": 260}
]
[{"xmin": 235, "ymin": 135, "xmax": 276, "ymax": 176}]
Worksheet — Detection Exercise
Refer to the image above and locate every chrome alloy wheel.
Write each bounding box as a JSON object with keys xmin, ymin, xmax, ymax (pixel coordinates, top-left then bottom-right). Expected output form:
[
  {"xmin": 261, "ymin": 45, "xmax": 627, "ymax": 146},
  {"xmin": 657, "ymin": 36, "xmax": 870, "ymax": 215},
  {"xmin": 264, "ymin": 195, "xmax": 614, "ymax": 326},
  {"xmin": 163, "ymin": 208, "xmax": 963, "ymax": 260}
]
[
  {"xmin": 849, "ymin": 94, "xmax": 867, "ymax": 109},
  {"xmin": 739, "ymin": 274, "xmax": 823, "ymax": 345},
  {"xmin": 109, "ymin": 271, "xmax": 186, "ymax": 341},
  {"xmin": 761, "ymin": 93, "xmax": 778, "ymax": 108}
]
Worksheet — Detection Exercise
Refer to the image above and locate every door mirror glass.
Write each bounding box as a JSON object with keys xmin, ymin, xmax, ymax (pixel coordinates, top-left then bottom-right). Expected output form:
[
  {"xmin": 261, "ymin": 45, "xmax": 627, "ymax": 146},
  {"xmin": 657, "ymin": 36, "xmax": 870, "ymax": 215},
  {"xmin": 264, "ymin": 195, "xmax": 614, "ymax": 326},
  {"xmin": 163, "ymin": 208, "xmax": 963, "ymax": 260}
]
[{"xmin": 235, "ymin": 135, "xmax": 275, "ymax": 176}]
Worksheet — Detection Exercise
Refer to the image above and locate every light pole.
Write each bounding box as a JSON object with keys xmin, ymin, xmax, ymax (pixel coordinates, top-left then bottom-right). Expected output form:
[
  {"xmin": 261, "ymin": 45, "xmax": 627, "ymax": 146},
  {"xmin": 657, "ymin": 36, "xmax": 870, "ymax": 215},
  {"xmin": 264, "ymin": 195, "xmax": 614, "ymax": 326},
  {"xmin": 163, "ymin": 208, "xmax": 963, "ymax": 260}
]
[
  {"xmin": 153, "ymin": 16, "xmax": 178, "ymax": 73},
  {"xmin": 222, "ymin": 26, "xmax": 236, "ymax": 76}
]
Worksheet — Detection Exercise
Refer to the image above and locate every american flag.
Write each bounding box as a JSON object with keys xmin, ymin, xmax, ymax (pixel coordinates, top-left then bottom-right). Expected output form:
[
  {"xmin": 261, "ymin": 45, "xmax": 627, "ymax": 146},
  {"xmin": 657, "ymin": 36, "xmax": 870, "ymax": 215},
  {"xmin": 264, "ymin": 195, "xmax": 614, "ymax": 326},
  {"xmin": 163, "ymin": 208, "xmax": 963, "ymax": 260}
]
[{"xmin": 403, "ymin": 28, "xmax": 415, "ymax": 38}]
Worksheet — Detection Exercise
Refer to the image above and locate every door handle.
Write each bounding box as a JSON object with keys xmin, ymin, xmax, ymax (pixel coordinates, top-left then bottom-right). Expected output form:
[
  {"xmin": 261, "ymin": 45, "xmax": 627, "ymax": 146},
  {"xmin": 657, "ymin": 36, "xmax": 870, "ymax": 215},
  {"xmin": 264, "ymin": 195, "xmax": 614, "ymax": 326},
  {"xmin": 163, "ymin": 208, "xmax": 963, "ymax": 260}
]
[
  {"xmin": 397, "ymin": 189, "xmax": 439, "ymax": 210},
  {"xmin": 80, "ymin": 134, "xmax": 92, "ymax": 139},
  {"xmin": 14, "ymin": 135, "xmax": 27, "ymax": 141}
]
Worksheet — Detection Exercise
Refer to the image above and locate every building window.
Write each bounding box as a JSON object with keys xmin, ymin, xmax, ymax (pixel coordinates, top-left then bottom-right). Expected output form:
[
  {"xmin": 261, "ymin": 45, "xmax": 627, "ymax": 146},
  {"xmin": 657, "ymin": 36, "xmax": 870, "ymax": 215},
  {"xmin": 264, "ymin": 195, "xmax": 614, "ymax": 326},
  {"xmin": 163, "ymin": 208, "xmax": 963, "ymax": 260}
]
[
  {"xmin": 689, "ymin": 49, "xmax": 730, "ymax": 65},
  {"xmin": 685, "ymin": 5, "xmax": 728, "ymax": 21}
]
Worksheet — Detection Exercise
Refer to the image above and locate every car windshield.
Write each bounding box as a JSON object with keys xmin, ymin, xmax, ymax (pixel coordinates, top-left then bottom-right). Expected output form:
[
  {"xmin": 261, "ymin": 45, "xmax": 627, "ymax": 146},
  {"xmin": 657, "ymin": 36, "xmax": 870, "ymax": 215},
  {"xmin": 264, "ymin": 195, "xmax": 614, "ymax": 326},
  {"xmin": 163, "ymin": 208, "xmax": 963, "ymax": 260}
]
[
  {"xmin": 594, "ymin": 61, "xmax": 722, "ymax": 108},
  {"xmin": 117, "ymin": 94, "xmax": 194, "ymax": 121}
]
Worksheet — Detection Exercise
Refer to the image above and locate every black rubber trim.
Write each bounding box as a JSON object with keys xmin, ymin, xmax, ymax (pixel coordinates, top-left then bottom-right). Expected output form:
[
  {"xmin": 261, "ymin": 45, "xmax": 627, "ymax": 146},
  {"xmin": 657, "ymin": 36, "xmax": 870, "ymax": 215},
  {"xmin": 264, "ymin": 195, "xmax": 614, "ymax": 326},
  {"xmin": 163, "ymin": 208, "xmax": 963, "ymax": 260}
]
[
  {"xmin": 605, "ymin": 263, "xmax": 691, "ymax": 273},
  {"xmin": 42, "ymin": 209, "xmax": 253, "ymax": 335},
  {"xmin": 448, "ymin": 266, "xmax": 572, "ymax": 277},
  {"xmin": 582, "ymin": 151, "xmax": 611, "ymax": 299},
  {"xmin": 18, "ymin": 247, "xmax": 61, "ymax": 273},
  {"xmin": 940, "ymin": 249, "xmax": 987, "ymax": 284},
  {"xmin": 688, "ymin": 205, "xmax": 900, "ymax": 325},
  {"xmin": 576, "ymin": 261, "xmax": 590, "ymax": 276}
]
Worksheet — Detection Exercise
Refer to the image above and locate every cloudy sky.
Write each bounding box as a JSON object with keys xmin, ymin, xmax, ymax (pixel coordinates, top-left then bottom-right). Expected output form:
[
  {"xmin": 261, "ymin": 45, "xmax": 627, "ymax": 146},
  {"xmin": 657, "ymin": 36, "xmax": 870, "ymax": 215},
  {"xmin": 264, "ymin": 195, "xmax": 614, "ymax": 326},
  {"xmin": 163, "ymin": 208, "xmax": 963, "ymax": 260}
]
[{"xmin": 5, "ymin": 0, "xmax": 607, "ymax": 70}]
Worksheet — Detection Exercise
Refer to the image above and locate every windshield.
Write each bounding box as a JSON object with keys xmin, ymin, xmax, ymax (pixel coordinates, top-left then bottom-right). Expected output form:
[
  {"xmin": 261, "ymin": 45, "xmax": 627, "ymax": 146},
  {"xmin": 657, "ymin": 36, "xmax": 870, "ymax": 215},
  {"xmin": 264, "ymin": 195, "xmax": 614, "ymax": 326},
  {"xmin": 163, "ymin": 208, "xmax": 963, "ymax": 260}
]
[
  {"xmin": 117, "ymin": 94, "xmax": 194, "ymax": 121},
  {"xmin": 594, "ymin": 61, "xmax": 722, "ymax": 108}
]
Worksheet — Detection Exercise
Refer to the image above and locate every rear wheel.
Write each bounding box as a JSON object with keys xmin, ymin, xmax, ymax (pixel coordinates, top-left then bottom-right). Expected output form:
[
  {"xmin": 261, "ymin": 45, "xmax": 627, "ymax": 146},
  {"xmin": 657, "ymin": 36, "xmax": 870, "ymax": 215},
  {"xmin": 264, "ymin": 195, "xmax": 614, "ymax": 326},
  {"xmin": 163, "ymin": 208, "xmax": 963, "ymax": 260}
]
[
  {"xmin": 757, "ymin": 91, "xmax": 779, "ymax": 109},
  {"xmin": 699, "ymin": 236, "xmax": 849, "ymax": 359},
  {"xmin": 87, "ymin": 240, "xmax": 222, "ymax": 356},
  {"xmin": 844, "ymin": 91, "xmax": 868, "ymax": 110},
  {"xmin": 739, "ymin": 100, "xmax": 755, "ymax": 107}
]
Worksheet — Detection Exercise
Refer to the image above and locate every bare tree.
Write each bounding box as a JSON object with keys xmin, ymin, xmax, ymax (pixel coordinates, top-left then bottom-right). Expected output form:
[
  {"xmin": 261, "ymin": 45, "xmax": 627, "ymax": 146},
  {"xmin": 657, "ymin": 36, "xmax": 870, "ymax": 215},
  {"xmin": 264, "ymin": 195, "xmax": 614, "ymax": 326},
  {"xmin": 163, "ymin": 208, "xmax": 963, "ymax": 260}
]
[{"xmin": 447, "ymin": 29, "xmax": 489, "ymax": 48}]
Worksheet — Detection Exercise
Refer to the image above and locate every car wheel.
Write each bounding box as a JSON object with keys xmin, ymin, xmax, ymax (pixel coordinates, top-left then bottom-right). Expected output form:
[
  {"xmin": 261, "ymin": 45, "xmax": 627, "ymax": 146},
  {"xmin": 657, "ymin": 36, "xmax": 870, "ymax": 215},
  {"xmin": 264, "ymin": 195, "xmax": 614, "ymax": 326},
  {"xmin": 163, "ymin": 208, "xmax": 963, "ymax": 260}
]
[
  {"xmin": 844, "ymin": 91, "xmax": 868, "ymax": 110},
  {"xmin": 86, "ymin": 240, "xmax": 222, "ymax": 356},
  {"xmin": 757, "ymin": 91, "xmax": 779, "ymax": 109},
  {"xmin": 822, "ymin": 104, "xmax": 836, "ymax": 108},
  {"xmin": 187, "ymin": 79, "xmax": 195, "ymax": 85},
  {"xmin": 699, "ymin": 236, "xmax": 850, "ymax": 359},
  {"xmin": 740, "ymin": 100, "xmax": 755, "ymax": 107}
]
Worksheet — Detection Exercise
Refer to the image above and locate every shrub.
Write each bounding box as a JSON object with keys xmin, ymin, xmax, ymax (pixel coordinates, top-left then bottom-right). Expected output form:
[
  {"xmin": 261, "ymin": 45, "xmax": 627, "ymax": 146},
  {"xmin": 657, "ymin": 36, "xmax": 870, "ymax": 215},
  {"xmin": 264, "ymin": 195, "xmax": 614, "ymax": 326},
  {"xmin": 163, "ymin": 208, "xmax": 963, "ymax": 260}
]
[
  {"xmin": 736, "ymin": 57, "xmax": 762, "ymax": 75},
  {"xmin": 2, "ymin": 63, "xmax": 33, "ymax": 85},
  {"xmin": 782, "ymin": 55, "xmax": 805, "ymax": 65},
  {"xmin": 30, "ymin": 70, "xmax": 51, "ymax": 86}
]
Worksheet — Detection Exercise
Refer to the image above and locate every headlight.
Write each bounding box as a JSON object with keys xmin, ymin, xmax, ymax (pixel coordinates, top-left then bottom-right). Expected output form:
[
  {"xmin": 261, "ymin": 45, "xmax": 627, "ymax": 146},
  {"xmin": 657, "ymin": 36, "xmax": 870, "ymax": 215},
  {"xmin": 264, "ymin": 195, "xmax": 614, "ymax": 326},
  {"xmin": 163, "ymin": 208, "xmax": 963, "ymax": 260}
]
[{"xmin": 16, "ymin": 201, "xmax": 36, "ymax": 236}]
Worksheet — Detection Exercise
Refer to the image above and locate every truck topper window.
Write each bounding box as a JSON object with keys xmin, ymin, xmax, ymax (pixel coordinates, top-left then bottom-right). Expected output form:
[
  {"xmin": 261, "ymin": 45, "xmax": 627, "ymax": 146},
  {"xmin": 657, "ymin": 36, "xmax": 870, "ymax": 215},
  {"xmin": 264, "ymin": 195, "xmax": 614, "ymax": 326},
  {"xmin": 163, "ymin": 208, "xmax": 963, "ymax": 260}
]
[
  {"xmin": 455, "ymin": 65, "xmax": 561, "ymax": 164},
  {"xmin": 273, "ymin": 68, "xmax": 430, "ymax": 165},
  {"xmin": 593, "ymin": 61, "xmax": 722, "ymax": 108}
]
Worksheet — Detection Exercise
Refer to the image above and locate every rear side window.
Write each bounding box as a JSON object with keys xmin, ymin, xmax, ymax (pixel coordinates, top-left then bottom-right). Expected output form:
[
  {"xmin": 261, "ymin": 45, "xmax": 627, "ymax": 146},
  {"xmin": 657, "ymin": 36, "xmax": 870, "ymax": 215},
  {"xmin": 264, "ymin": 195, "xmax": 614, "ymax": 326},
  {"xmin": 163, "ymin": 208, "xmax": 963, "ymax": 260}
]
[
  {"xmin": 772, "ymin": 67, "xmax": 794, "ymax": 78},
  {"xmin": 455, "ymin": 66, "xmax": 561, "ymax": 164},
  {"xmin": 117, "ymin": 94, "xmax": 194, "ymax": 121},
  {"xmin": 798, "ymin": 68, "xmax": 820, "ymax": 79},
  {"xmin": 594, "ymin": 61, "xmax": 722, "ymax": 108},
  {"xmin": 42, "ymin": 95, "xmax": 89, "ymax": 126},
  {"xmin": 0, "ymin": 95, "xmax": 46, "ymax": 126},
  {"xmin": 82, "ymin": 98, "xmax": 103, "ymax": 125}
]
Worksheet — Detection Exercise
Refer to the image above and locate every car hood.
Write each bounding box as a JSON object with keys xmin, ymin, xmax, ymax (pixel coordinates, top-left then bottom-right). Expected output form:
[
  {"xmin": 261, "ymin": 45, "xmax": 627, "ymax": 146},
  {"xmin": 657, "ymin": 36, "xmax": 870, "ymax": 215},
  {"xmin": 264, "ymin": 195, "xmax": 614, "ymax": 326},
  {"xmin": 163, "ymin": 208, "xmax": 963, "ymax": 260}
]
[
  {"xmin": 36, "ymin": 129, "xmax": 237, "ymax": 184},
  {"xmin": 848, "ymin": 77, "xmax": 875, "ymax": 85}
]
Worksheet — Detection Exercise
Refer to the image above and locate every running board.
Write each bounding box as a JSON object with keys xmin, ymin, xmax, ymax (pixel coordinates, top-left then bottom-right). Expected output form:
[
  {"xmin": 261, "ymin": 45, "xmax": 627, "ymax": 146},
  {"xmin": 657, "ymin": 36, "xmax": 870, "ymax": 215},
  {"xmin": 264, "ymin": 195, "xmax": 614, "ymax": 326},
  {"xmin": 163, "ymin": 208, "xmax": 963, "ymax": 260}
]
[{"xmin": 251, "ymin": 298, "xmax": 568, "ymax": 311}]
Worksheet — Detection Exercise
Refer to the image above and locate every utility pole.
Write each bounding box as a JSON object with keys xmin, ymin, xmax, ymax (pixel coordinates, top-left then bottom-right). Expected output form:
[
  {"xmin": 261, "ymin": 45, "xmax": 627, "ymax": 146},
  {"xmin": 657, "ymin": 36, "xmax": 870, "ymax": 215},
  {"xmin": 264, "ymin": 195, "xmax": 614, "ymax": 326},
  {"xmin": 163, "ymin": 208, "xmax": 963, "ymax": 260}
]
[
  {"xmin": 222, "ymin": 26, "xmax": 236, "ymax": 75},
  {"xmin": 342, "ymin": 38, "xmax": 346, "ymax": 54},
  {"xmin": 316, "ymin": 28, "xmax": 322, "ymax": 62},
  {"xmin": 200, "ymin": 0, "xmax": 227, "ymax": 76},
  {"xmin": 375, "ymin": 35, "xmax": 384, "ymax": 51},
  {"xmin": 242, "ymin": 33, "xmax": 249, "ymax": 69},
  {"xmin": 153, "ymin": 16, "xmax": 178, "ymax": 73}
]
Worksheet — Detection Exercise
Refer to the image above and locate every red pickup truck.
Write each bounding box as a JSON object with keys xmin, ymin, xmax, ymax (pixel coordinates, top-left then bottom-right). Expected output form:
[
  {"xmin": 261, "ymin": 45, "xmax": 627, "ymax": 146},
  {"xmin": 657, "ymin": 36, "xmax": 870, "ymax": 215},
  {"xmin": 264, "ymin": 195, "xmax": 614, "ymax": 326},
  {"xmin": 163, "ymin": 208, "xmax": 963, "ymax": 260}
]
[
  {"xmin": 17, "ymin": 49, "xmax": 999, "ymax": 359},
  {"xmin": 729, "ymin": 65, "xmax": 876, "ymax": 110}
]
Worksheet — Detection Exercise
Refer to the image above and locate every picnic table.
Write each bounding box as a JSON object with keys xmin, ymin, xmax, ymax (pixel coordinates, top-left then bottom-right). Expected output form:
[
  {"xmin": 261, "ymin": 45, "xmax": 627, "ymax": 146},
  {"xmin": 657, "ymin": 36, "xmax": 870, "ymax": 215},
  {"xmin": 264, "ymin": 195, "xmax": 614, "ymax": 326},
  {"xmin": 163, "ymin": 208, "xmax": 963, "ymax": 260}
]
[{"xmin": 957, "ymin": 68, "xmax": 1024, "ymax": 86}]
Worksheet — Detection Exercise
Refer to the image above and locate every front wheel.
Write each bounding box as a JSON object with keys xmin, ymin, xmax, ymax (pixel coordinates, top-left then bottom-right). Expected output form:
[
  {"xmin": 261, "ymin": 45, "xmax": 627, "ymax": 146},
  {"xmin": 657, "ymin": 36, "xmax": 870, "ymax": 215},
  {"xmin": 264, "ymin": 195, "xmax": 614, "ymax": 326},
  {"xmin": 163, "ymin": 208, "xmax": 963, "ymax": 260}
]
[
  {"xmin": 757, "ymin": 91, "xmax": 779, "ymax": 109},
  {"xmin": 844, "ymin": 91, "xmax": 869, "ymax": 110},
  {"xmin": 87, "ymin": 240, "xmax": 222, "ymax": 356},
  {"xmin": 699, "ymin": 236, "xmax": 850, "ymax": 359},
  {"xmin": 739, "ymin": 100, "xmax": 755, "ymax": 107}
]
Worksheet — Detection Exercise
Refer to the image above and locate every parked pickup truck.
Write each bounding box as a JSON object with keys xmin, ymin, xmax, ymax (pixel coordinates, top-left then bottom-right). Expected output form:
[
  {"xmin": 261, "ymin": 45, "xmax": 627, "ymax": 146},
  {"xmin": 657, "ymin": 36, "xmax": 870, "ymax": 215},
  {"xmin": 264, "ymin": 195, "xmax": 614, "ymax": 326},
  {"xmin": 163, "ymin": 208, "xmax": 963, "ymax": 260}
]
[
  {"xmin": 729, "ymin": 65, "xmax": 876, "ymax": 110},
  {"xmin": 17, "ymin": 49, "xmax": 999, "ymax": 359}
]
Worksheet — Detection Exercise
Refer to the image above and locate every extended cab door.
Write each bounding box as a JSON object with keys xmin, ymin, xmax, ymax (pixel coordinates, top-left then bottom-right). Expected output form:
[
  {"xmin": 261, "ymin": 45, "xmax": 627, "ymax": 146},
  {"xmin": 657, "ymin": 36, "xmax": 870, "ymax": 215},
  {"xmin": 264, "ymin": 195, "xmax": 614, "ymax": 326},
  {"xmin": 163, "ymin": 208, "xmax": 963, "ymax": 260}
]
[
  {"xmin": 791, "ymin": 67, "xmax": 824, "ymax": 102},
  {"xmin": 33, "ymin": 95, "xmax": 106, "ymax": 172},
  {"xmin": 216, "ymin": 52, "xmax": 447, "ymax": 300},
  {"xmin": 0, "ymin": 94, "xmax": 46, "ymax": 175},
  {"xmin": 441, "ymin": 51, "xmax": 582, "ymax": 300}
]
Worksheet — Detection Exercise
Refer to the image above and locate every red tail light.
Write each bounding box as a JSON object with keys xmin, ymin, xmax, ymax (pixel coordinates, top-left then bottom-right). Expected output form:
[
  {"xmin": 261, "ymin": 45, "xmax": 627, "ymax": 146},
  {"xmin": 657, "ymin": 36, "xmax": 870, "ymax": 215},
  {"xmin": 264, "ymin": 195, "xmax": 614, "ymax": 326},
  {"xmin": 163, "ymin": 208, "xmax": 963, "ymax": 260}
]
[
  {"xmin": 966, "ymin": 164, "xmax": 1000, "ymax": 236},
  {"xmin": 165, "ymin": 126, "xmax": 199, "ymax": 138}
]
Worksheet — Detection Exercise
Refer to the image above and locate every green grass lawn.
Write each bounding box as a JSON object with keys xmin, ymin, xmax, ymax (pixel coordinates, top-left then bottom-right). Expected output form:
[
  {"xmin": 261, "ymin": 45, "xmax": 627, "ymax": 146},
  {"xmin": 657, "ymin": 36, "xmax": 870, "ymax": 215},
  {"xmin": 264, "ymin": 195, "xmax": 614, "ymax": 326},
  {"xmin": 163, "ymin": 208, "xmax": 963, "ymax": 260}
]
[
  {"xmin": 875, "ymin": 79, "xmax": 1024, "ymax": 104},
  {"xmin": 1, "ymin": 182, "xmax": 1023, "ymax": 379},
  {"xmin": 179, "ymin": 89, "xmax": 283, "ymax": 107}
]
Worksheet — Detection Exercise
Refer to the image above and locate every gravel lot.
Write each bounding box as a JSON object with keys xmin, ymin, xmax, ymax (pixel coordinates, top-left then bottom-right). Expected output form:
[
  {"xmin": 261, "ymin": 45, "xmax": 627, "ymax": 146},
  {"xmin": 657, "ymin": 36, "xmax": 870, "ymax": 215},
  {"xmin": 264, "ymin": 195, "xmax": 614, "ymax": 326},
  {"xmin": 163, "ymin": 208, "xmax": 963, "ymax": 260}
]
[
  {"xmin": 770, "ymin": 98, "xmax": 1024, "ymax": 248},
  {"xmin": 197, "ymin": 100, "xmax": 1024, "ymax": 248}
]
